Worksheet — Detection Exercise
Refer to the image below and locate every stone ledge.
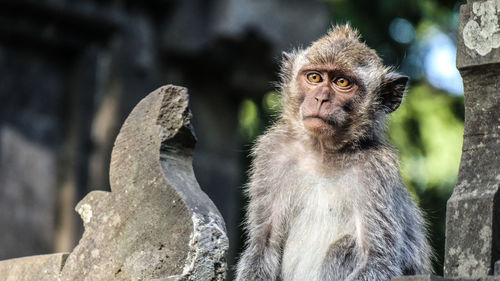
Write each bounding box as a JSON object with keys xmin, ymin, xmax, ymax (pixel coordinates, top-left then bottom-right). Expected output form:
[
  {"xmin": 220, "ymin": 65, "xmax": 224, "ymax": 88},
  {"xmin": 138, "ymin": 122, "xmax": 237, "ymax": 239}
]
[{"xmin": 0, "ymin": 253, "xmax": 68, "ymax": 281}]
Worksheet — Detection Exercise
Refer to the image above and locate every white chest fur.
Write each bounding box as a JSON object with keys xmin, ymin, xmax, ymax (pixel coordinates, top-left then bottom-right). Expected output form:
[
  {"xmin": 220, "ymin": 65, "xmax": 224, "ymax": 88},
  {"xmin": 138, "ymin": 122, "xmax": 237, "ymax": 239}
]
[{"xmin": 281, "ymin": 173, "xmax": 357, "ymax": 281}]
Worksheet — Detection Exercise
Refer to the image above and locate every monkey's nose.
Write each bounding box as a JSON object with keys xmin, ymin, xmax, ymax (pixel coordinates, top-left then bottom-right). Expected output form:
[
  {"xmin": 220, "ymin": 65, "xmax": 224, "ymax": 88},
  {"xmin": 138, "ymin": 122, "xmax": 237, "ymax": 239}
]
[{"xmin": 314, "ymin": 91, "xmax": 330, "ymax": 104}]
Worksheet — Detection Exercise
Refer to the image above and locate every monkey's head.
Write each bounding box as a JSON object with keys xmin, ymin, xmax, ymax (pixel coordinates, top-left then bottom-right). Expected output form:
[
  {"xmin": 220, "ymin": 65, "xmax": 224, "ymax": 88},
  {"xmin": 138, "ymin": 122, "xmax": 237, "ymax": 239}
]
[{"xmin": 279, "ymin": 24, "xmax": 407, "ymax": 151}]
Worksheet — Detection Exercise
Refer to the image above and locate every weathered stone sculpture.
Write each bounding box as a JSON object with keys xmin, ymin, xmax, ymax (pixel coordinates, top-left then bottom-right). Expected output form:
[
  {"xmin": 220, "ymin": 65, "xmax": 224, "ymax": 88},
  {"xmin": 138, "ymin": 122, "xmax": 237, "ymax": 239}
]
[
  {"xmin": 445, "ymin": 0, "xmax": 500, "ymax": 277},
  {"xmin": 393, "ymin": 0, "xmax": 500, "ymax": 280},
  {"xmin": 0, "ymin": 85, "xmax": 229, "ymax": 281}
]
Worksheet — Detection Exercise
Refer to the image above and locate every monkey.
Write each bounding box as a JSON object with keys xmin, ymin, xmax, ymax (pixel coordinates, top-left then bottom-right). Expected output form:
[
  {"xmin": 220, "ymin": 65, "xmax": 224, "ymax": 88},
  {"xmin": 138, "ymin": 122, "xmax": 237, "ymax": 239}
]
[{"xmin": 235, "ymin": 24, "xmax": 431, "ymax": 281}]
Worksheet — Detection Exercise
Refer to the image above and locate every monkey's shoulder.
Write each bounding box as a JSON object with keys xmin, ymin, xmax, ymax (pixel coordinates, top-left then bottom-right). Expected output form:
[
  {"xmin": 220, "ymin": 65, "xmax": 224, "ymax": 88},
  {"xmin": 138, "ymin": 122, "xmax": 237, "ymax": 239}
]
[
  {"xmin": 343, "ymin": 144, "xmax": 401, "ymax": 176},
  {"xmin": 251, "ymin": 125, "xmax": 299, "ymax": 162}
]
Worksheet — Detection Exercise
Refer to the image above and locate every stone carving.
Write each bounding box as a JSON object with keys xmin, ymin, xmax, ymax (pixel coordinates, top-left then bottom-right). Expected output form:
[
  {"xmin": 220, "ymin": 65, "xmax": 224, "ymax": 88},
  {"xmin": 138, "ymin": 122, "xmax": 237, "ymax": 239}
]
[{"xmin": 0, "ymin": 85, "xmax": 229, "ymax": 281}]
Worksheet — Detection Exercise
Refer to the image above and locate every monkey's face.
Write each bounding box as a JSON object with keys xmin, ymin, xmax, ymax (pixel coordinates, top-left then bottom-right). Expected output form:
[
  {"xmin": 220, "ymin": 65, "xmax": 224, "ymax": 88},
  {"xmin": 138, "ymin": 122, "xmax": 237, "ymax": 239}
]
[
  {"xmin": 297, "ymin": 64, "xmax": 361, "ymax": 137},
  {"xmin": 279, "ymin": 25, "xmax": 409, "ymax": 148}
]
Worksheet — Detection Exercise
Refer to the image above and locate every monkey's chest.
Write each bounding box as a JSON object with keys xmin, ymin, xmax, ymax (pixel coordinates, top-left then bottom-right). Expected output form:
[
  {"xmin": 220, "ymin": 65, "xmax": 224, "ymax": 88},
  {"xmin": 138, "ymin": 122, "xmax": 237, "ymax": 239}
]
[{"xmin": 281, "ymin": 179, "xmax": 356, "ymax": 281}]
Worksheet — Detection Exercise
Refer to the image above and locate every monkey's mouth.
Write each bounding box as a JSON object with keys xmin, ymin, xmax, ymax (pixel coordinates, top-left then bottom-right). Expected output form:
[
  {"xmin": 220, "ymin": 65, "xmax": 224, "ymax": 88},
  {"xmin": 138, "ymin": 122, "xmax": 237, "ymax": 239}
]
[{"xmin": 303, "ymin": 115, "xmax": 337, "ymax": 126}]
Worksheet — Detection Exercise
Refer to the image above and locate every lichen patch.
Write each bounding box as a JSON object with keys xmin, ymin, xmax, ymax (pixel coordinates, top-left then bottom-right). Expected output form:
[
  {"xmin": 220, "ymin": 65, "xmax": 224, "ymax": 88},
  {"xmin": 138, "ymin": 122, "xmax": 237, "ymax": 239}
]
[
  {"xmin": 78, "ymin": 204, "xmax": 93, "ymax": 224},
  {"xmin": 463, "ymin": 0, "xmax": 500, "ymax": 56}
]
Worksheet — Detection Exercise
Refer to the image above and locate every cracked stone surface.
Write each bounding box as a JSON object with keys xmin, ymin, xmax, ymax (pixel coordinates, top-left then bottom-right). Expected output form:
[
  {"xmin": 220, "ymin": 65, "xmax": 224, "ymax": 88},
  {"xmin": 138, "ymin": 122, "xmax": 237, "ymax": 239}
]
[{"xmin": 0, "ymin": 85, "xmax": 228, "ymax": 281}]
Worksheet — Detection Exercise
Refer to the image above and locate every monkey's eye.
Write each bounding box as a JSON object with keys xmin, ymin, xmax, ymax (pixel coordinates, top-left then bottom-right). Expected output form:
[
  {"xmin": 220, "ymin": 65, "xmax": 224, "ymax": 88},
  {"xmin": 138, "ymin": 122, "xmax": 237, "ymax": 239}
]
[
  {"xmin": 335, "ymin": 77, "xmax": 351, "ymax": 88},
  {"xmin": 307, "ymin": 73, "xmax": 323, "ymax": 83}
]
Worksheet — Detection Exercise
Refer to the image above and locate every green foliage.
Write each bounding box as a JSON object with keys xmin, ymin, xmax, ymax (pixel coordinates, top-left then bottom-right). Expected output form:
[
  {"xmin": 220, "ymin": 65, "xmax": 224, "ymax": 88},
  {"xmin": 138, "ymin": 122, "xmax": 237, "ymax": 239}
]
[
  {"xmin": 238, "ymin": 99, "xmax": 261, "ymax": 140},
  {"xmin": 238, "ymin": 91, "xmax": 282, "ymax": 143},
  {"xmin": 388, "ymin": 84, "xmax": 464, "ymax": 195}
]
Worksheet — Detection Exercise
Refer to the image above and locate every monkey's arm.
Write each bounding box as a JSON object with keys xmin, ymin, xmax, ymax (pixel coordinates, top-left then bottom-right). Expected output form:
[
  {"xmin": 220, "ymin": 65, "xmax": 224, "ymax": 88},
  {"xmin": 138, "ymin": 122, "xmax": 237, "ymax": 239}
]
[
  {"xmin": 235, "ymin": 193, "xmax": 286, "ymax": 281},
  {"xmin": 345, "ymin": 209, "xmax": 428, "ymax": 281},
  {"xmin": 235, "ymin": 134, "xmax": 290, "ymax": 281},
  {"xmin": 236, "ymin": 189, "xmax": 292, "ymax": 281},
  {"xmin": 345, "ymin": 158, "xmax": 430, "ymax": 281},
  {"xmin": 319, "ymin": 187, "xmax": 412, "ymax": 281}
]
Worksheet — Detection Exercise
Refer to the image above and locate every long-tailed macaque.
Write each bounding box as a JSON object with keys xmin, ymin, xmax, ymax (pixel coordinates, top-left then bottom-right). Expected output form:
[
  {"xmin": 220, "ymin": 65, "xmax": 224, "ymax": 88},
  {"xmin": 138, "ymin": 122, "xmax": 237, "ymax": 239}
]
[{"xmin": 235, "ymin": 25, "xmax": 431, "ymax": 281}]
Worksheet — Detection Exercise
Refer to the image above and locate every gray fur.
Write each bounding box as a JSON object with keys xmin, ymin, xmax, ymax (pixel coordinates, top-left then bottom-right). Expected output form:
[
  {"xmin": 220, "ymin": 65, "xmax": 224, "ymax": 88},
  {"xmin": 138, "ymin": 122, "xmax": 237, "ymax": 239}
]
[{"xmin": 235, "ymin": 24, "xmax": 431, "ymax": 281}]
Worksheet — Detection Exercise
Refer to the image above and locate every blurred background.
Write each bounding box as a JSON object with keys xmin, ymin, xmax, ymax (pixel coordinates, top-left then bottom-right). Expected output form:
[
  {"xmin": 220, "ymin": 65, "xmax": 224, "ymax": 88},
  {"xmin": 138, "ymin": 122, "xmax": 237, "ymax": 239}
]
[{"xmin": 0, "ymin": 0, "xmax": 464, "ymax": 278}]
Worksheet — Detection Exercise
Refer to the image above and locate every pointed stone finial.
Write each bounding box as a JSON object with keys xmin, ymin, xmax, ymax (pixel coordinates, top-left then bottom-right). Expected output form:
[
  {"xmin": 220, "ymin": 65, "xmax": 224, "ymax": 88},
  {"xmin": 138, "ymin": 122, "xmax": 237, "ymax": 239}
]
[
  {"xmin": 0, "ymin": 85, "xmax": 229, "ymax": 281},
  {"xmin": 60, "ymin": 85, "xmax": 228, "ymax": 281}
]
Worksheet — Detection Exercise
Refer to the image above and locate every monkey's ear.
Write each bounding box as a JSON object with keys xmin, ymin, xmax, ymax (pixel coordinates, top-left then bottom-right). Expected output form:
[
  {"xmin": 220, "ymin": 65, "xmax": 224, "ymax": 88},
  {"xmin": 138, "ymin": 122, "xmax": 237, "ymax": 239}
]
[
  {"xmin": 279, "ymin": 51, "xmax": 297, "ymax": 81},
  {"xmin": 379, "ymin": 73, "xmax": 408, "ymax": 114}
]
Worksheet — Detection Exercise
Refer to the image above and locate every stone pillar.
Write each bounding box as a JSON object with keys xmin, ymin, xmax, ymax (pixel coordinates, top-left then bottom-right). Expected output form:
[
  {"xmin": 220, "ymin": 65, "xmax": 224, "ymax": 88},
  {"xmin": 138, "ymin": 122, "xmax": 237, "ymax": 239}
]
[{"xmin": 444, "ymin": 0, "xmax": 500, "ymax": 277}]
